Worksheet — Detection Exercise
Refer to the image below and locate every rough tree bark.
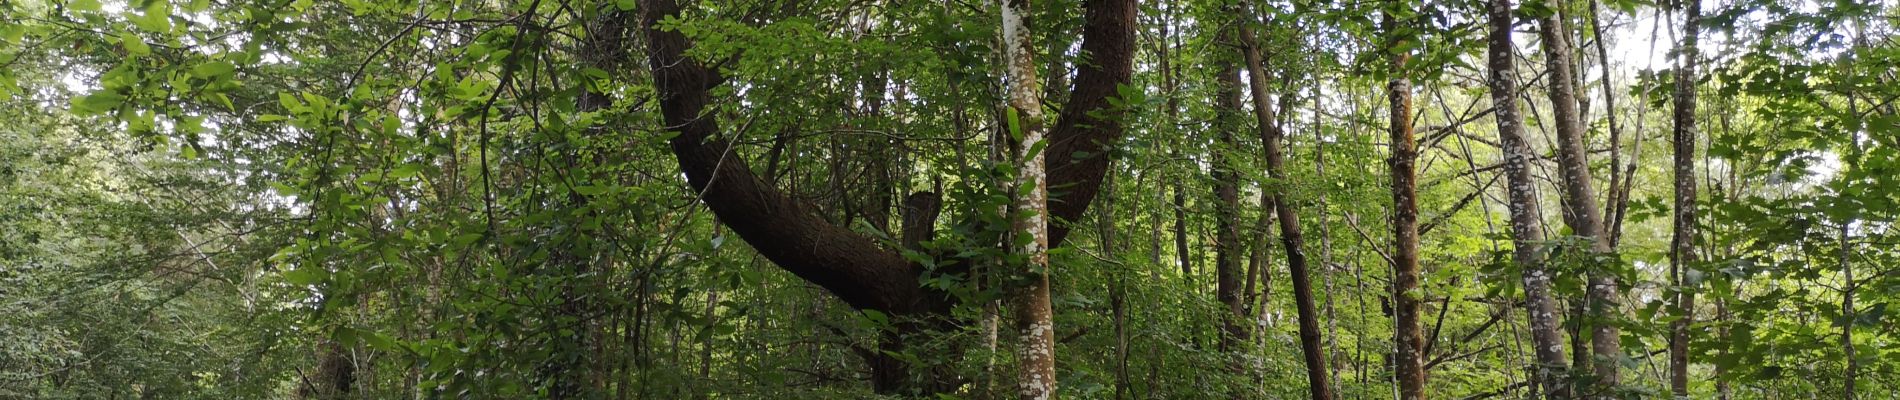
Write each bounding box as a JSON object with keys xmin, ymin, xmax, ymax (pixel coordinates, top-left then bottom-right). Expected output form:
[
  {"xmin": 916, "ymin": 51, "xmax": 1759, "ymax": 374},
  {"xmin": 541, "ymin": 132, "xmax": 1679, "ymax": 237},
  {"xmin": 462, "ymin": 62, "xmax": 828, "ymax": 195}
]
[
  {"xmin": 1383, "ymin": 10, "xmax": 1428, "ymax": 400},
  {"xmin": 1484, "ymin": 0, "xmax": 1572, "ymax": 397},
  {"xmin": 1667, "ymin": 0, "xmax": 1701, "ymax": 396},
  {"xmin": 1237, "ymin": 7, "xmax": 1335, "ymax": 399},
  {"xmin": 1535, "ymin": 0, "xmax": 1620, "ymax": 391},
  {"xmin": 632, "ymin": 0, "xmax": 1134, "ymax": 394}
]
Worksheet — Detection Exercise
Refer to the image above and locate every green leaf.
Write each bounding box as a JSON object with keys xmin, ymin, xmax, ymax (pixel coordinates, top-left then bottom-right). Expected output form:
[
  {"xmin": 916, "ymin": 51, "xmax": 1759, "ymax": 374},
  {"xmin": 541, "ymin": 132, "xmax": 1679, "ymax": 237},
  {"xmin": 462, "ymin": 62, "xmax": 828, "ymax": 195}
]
[
  {"xmin": 450, "ymin": 233, "xmax": 483, "ymax": 247},
  {"xmin": 70, "ymin": 0, "xmax": 103, "ymax": 12},
  {"xmin": 189, "ymin": 61, "xmax": 236, "ymax": 79},
  {"xmin": 1857, "ymin": 303, "xmax": 1887, "ymax": 327},
  {"xmin": 361, "ymin": 330, "xmax": 403, "ymax": 352},
  {"xmin": 388, "ymin": 163, "xmax": 422, "ymax": 179},
  {"xmin": 573, "ymin": 185, "xmax": 610, "ymax": 196},
  {"xmin": 120, "ymin": 32, "xmax": 151, "ymax": 57},
  {"xmin": 71, "ymin": 91, "xmax": 124, "ymax": 114},
  {"xmin": 282, "ymin": 266, "xmax": 328, "ymax": 285},
  {"xmin": 277, "ymin": 92, "xmax": 303, "ymax": 112},
  {"xmin": 133, "ymin": 0, "xmax": 172, "ymax": 32},
  {"xmin": 1005, "ymin": 107, "xmax": 1024, "ymax": 141},
  {"xmin": 267, "ymin": 181, "xmax": 299, "ymax": 196}
]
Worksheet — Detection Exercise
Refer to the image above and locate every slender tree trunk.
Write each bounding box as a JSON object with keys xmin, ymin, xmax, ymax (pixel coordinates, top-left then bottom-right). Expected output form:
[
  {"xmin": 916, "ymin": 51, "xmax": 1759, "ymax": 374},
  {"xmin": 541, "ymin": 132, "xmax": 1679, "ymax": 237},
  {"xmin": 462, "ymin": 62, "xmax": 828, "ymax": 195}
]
[
  {"xmin": 1839, "ymin": 220, "xmax": 1855, "ymax": 400},
  {"xmin": 1239, "ymin": 8, "xmax": 1334, "ymax": 399},
  {"xmin": 1586, "ymin": 0, "xmax": 1631, "ymax": 247},
  {"xmin": 1001, "ymin": 0, "xmax": 1056, "ymax": 398},
  {"xmin": 1309, "ymin": 83, "xmax": 1349, "ymax": 395},
  {"xmin": 1383, "ymin": 10, "xmax": 1427, "ymax": 400},
  {"xmin": 1535, "ymin": 0, "xmax": 1619, "ymax": 391},
  {"xmin": 1213, "ymin": 29, "xmax": 1250, "ymax": 364},
  {"xmin": 1105, "ymin": 175, "xmax": 1130, "ymax": 400},
  {"xmin": 1485, "ymin": 0, "xmax": 1571, "ymax": 398},
  {"xmin": 1667, "ymin": 0, "xmax": 1701, "ymax": 396},
  {"xmin": 1175, "ymin": 183, "xmax": 1193, "ymax": 280}
]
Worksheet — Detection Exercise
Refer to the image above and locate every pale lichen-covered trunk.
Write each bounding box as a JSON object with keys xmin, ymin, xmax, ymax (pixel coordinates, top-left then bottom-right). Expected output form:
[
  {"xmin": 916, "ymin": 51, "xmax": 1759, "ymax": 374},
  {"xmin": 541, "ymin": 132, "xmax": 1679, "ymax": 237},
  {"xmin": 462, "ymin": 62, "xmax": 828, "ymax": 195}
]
[
  {"xmin": 1002, "ymin": 0, "xmax": 1055, "ymax": 398},
  {"xmin": 1485, "ymin": 0, "xmax": 1571, "ymax": 397},
  {"xmin": 1667, "ymin": 0, "xmax": 1701, "ymax": 396},
  {"xmin": 1535, "ymin": 0, "xmax": 1619, "ymax": 390},
  {"xmin": 1383, "ymin": 11, "xmax": 1427, "ymax": 400},
  {"xmin": 1237, "ymin": 7, "xmax": 1334, "ymax": 399}
]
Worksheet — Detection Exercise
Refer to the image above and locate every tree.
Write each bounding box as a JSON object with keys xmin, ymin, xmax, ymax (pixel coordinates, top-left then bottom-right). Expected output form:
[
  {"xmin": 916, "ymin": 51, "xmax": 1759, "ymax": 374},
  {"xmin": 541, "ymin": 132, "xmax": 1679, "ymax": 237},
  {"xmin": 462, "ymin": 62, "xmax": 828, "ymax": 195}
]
[
  {"xmin": 1000, "ymin": 0, "xmax": 1057, "ymax": 397},
  {"xmin": 1534, "ymin": 0, "xmax": 1619, "ymax": 390},
  {"xmin": 632, "ymin": 0, "xmax": 1133, "ymax": 393},
  {"xmin": 1667, "ymin": 0, "xmax": 1703, "ymax": 395},
  {"xmin": 5, "ymin": 0, "xmax": 1898, "ymax": 398},
  {"xmin": 1383, "ymin": 9, "xmax": 1428, "ymax": 400},
  {"xmin": 1484, "ymin": 0, "xmax": 1571, "ymax": 396},
  {"xmin": 1213, "ymin": 18, "xmax": 1250, "ymax": 366},
  {"xmin": 1238, "ymin": 4, "xmax": 1334, "ymax": 398}
]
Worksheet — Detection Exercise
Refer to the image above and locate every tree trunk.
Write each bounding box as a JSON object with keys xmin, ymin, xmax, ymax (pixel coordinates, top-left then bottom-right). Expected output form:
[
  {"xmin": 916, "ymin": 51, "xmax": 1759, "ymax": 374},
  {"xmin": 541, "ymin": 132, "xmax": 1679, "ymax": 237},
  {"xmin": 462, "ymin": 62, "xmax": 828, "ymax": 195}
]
[
  {"xmin": 1104, "ymin": 174, "xmax": 1130, "ymax": 400},
  {"xmin": 1535, "ymin": 0, "xmax": 1619, "ymax": 390},
  {"xmin": 1239, "ymin": 8, "xmax": 1334, "ymax": 399},
  {"xmin": 1383, "ymin": 10, "xmax": 1428, "ymax": 400},
  {"xmin": 1213, "ymin": 29, "xmax": 1250, "ymax": 362},
  {"xmin": 1586, "ymin": 0, "xmax": 1631, "ymax": 247},
  {"xmin": 1839, "ymin": 220, "xmax": 1855, "ymax": 400},
  {"xmin": 1667, "ymin": 0, "xmax": 1701, "ymax": 396},
  {"xmin": 1001, "ymin": 0, "xmax": 1057, "ymax": 398},
  {"xmin": 1485, "ymin": 0, "xmax": 1572, "ymax": 397}
]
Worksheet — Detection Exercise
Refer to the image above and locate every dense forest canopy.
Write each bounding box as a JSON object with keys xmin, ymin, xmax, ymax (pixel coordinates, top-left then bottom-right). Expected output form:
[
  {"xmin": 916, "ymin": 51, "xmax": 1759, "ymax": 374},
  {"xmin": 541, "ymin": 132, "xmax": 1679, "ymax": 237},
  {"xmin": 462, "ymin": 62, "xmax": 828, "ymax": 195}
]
[{"xmin": 0, "ymin": 0, "xmax": 1896, "ymax": 398}]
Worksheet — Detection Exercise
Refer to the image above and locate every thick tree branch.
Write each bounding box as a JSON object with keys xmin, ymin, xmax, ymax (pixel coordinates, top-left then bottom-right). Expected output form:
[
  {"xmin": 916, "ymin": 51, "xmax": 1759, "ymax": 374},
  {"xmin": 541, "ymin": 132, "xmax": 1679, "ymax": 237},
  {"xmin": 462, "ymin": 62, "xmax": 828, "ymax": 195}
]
[
  {"xmin": 1045, "ymin": 0, "xmax": 1137, "ymax": 247},
  {"xmin": 633, "ymin": 0, "xmax": 1135, "ymax": 313},
  {"xmin": 638, "ymin": 0, "xmax": 922, "ymax": 312}
]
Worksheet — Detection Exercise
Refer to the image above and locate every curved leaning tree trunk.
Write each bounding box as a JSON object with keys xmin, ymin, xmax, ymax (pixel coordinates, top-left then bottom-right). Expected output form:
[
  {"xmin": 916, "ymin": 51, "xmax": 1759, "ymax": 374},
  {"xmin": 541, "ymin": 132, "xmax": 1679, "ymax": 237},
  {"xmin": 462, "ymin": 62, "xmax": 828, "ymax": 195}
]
[
  {"xmin": 1483, "ymin": 0, "xmax": 1571, "ymax": 397},
  {"xmin": 632, "ymin": 0, "xmax": 1135, "ymax": 395}
]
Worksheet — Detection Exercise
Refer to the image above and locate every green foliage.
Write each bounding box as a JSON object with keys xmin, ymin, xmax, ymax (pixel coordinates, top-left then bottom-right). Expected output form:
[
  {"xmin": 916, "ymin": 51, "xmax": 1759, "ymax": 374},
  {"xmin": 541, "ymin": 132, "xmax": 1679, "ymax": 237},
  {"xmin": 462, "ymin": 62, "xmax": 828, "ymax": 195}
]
[{"xmin": 0, "ymin": 0, "xmax": 1895, "ymax": 398}]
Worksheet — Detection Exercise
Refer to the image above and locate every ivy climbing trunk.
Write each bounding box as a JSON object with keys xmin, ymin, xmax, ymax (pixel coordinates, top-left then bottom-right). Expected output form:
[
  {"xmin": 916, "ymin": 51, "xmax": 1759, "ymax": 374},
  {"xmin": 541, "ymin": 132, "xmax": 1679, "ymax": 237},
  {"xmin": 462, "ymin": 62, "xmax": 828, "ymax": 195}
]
[
  {"xmin": 1238, "ymin": 8, "xmax": 1334, "ymax": 399},
  {"xmin": 1383, "ymin": 10, "xmax": 1428, "ymax": 400},
  {"xmin": 1484, "ymin": 0, "xmax": 1570, "ymax": 397}
]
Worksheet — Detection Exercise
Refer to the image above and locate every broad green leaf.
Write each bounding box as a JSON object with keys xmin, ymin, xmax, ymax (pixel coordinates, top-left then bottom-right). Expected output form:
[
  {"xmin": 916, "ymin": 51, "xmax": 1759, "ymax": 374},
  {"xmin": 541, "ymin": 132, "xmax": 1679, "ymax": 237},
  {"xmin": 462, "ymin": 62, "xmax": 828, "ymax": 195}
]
[
  {"xmin": 133, "ymin": 0, "xmax": 172, "ymax": 32},
  {"xmin": 120, "ymin": 32, "xmax": 151, "ymax": 57},
  {"xmin": 189, "ymin": 61, "xmax": 236, "ymax": 79},
  {"xmin": 71, "ymin": 91, "xmax": 124, "ymax": 114}
]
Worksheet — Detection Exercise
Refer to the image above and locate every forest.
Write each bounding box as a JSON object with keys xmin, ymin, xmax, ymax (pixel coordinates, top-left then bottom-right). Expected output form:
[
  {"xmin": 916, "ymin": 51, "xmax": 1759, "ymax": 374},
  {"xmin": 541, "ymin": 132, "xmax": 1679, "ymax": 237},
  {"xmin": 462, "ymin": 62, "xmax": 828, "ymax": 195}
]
[{"xmin": 0, "ymin": 0, "xmax": 1896, "ymax": 398}]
